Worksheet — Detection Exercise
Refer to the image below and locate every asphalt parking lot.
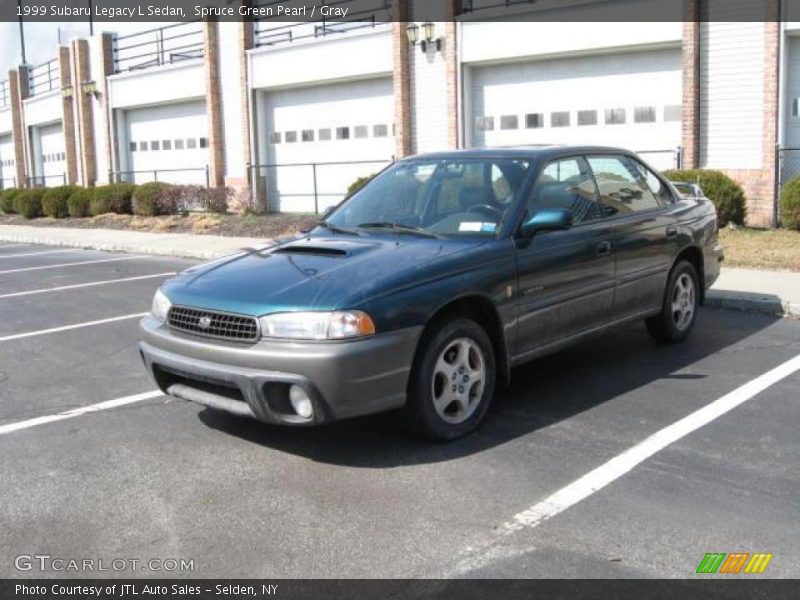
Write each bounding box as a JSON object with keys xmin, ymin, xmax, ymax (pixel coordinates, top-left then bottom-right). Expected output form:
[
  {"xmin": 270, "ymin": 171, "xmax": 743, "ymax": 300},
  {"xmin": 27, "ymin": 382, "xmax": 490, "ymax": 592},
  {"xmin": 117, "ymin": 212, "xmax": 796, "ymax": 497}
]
[{"xmin": 0, "ymin": 241, "xmax": 798, "ymax": 579}]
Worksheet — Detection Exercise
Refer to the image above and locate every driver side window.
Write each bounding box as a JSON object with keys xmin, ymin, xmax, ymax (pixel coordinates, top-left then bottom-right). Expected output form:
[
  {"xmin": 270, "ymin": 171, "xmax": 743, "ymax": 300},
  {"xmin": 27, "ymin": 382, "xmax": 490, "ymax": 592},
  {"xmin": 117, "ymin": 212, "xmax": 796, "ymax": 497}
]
[{"xmin": 528, "ymin": 157, "xmax": 602, "ymax": 225}]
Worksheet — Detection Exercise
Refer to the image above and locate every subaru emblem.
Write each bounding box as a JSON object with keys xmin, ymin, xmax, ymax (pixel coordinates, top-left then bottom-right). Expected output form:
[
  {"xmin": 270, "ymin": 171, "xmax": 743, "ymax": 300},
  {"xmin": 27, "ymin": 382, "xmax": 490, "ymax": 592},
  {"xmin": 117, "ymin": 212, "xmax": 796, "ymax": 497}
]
[{"xmin": 198, "ymin": 316, "xmax": 212, "ymax": 330}]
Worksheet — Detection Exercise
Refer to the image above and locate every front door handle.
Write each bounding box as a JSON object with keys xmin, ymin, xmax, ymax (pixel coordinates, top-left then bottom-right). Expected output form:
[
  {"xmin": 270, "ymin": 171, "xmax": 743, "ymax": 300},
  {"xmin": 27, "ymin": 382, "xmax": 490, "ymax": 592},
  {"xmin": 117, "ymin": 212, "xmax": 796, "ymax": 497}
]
[
  {"xmin": 666, "ymin": 226, "xmax": 678, "ymax": 239},
  {"xmin": 596, "ymin": 240, "xmax": 612, "ymax": 257}
]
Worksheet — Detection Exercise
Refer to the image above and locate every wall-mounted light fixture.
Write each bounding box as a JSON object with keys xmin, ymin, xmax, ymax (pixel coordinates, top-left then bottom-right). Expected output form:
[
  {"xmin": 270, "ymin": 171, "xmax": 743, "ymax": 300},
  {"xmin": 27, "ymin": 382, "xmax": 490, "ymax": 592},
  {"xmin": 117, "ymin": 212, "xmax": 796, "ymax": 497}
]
[
  {"xmin": 80, "ymin": 80, "xmax": 100, "ymax": 99},
  {"xmin": 406, "ymin": 22, "xmax": 442, "ymax": 53},
  {"xmin": 61, "ymin": 85, "xmax": 74, "ymax": 99},
  {"xmin": 420, "ymin": 22, "xmax": 442, "ymax": 53}
]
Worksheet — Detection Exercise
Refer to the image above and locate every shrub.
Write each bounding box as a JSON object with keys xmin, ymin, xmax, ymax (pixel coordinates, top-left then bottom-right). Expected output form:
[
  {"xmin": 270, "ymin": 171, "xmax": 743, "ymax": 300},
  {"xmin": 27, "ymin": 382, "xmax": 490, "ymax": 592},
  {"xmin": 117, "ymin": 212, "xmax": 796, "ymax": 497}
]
[
  {"xmin": 663, "ymin": 169, "xmax": 747, "ymax": 227},
  {"xmin": 41, "ymin": 185, "xmax": 78, "ymax": 218},
  {"xmin": 91, "ymin": 183, "xmax": 136, "ymax": 215},
  {"xmin": 199, "ymin": 187, "xmax": 231, "ymax": 214},
  {"xmin": 347, "ymin": 174, "xmax": 375, "ymax": 196},
  {"xmin": 68, "ymin": 188, "xmax": 94, "ymax": 218},
  {"xmin": 1, "ymin": 188, "xmax": 21, "ymax": 214},
  {"xmin": 15, "ymin": 189, "xmax": 46, "ymax": 219},
  {"xmin": 228, "ymin": 187, "xmax": 261, "ymax": 214},
  {"xmin": 132, "ymin": 182, "xmax": 173, "ymax": 216},
  {"xmin": 780, "ymin": 176, "xmax": 800, "ymax": 231}
]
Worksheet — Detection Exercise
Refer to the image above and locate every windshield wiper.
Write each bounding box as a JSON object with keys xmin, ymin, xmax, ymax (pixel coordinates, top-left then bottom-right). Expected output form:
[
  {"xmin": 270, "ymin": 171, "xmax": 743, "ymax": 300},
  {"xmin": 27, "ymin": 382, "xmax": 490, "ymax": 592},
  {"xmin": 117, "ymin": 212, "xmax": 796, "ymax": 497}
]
[
  {"xmin": 356, "ymin": 221, "xmax": 440, "ymax": 238},
  {"xmin": 314, "ymin": 220, "xmax": 358, "ymax": 235}
]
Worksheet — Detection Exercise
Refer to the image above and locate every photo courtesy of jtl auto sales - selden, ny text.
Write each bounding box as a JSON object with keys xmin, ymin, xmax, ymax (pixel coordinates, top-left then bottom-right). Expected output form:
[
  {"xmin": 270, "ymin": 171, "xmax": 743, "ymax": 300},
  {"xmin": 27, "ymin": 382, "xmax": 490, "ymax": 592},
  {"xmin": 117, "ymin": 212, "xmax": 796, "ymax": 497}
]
[{"xmin": 0, "ymin": 0, "xmax": 798, "ymax": 599}]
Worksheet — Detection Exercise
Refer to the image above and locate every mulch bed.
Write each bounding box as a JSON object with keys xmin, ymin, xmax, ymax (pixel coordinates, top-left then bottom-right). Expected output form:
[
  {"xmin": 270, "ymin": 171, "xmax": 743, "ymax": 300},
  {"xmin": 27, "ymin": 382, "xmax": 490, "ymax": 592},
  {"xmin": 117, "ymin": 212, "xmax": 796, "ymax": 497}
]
[{"xmin": 0, "ymin": 212, "xmax": 320, "ymax": 239}]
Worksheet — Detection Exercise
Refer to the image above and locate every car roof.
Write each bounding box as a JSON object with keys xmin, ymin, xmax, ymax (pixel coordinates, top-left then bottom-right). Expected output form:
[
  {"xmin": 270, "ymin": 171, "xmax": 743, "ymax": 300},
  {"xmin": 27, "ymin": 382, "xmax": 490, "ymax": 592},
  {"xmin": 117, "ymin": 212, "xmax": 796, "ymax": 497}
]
[{"xmin": 402, "ymin": 145, "xmax": 638, "ymax": 162}]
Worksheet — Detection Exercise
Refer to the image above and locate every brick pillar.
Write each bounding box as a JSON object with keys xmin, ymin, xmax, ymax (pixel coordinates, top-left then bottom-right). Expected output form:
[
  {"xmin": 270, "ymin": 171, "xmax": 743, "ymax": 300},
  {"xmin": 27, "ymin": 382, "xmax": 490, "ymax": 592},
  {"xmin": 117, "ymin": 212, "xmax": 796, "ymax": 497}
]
[
  {"xmin": 59, "ymin": 46, "xmax": 78, "ymax": 184},
  {"xmin": 681, "ymin": 0, "xmax": 700, "ymax": 169},
  {"xmin": 240, "ymin": 17, "xmax": 254, "ymax": 183},
  {"xmin": 204, "ymin": 19, "xmax": 225, "ymax": 188},
  {"xmin": 99, "ymin": 34, "xmax": 116, "ymax": 184},
  {"xmin": 73, "ymin": 39, "xmax": 97, "ymax": 186},
  {"xmin": 444, "ymin": 0, "xmax": 459, "ymax": 149},
  {"xmin": 762, "ymin": 5, "xmax": 780, "ymax": 227},
  {"xmin": 392, "ymin": 0, "xmax": 412, "ymax": 158},
  {"xmin": 8, "ymin": 67, "xmax": 29, "ymax": 188}
]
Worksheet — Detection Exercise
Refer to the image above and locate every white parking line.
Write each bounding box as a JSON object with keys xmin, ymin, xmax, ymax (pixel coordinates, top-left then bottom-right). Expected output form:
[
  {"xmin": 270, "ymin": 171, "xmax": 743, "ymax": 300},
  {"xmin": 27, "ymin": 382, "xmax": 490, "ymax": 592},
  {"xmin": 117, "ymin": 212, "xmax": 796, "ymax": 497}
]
[
  {"xmin": 0, "ymin": 255, "xmax": 144, "ymax": 275},
  {"xmin": 0, "ymin": 312, "xmax": 148, "ymax": 342},
  {"xmin": 0, "ymin": 249, "xmax": 75, "ymax": 260},
  {"xmin": 0, "ymin": 391, "xmax": 163, "ymax": 436},
  {"xmin": 451, "ymin": 353, "xmax": 800, "ymax": 575},
  {"xmin": 0, "ymin": 243, "xmax": 32, "ymax": 249},
  {"xmin": 0, "ymin": 272, "xmax": 176, "ymax": 299}
]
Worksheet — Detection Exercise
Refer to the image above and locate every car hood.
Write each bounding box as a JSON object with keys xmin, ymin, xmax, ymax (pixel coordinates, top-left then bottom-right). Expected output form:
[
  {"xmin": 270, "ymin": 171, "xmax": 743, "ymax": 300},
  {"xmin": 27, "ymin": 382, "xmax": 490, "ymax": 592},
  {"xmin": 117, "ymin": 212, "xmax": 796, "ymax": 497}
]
[{"xmin": 162, "ymin": 233, "xmax": 487, "ymax": 316}]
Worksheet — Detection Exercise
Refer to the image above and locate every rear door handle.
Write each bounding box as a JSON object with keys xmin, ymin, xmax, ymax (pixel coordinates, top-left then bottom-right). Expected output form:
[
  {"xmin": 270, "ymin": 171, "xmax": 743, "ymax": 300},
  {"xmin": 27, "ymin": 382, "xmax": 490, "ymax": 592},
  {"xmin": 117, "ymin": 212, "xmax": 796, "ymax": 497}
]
[
  {"xmin": 596, "ymin": 240, "xmax": 612, "ymax": 257},
  {"xmin": 666, "ymin": 226, "xmax": 678, "ymax": 239}
]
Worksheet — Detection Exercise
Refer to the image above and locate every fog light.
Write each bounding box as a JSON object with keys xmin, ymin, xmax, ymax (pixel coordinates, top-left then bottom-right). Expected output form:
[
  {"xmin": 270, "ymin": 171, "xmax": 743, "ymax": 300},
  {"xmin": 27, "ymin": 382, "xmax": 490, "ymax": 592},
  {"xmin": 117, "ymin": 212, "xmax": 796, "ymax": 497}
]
[{"xmin": 289, "ymin": 385, "xmax": 313, "ymax": 419}]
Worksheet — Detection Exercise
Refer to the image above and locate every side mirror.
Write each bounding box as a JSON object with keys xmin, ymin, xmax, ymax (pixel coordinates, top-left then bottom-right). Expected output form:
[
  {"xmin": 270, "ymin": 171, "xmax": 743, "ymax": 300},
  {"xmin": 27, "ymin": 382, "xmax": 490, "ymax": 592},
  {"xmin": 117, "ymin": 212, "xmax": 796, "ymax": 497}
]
[{"xmin": 520, "ymin": 208, "xmax": 573, "ymax": 237}]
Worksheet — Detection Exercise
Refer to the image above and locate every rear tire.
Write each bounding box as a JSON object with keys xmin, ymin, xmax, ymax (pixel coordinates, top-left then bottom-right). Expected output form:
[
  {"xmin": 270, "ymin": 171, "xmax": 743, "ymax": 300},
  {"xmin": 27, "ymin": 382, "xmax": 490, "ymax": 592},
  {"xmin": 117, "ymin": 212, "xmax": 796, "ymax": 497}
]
[
  {"xmin": 404, "ymin": 318, "xmax": 496, "ymax": 441},
  {"xmin": 646, "ymin": 260, "xmax": 700, "ymax": 343}
]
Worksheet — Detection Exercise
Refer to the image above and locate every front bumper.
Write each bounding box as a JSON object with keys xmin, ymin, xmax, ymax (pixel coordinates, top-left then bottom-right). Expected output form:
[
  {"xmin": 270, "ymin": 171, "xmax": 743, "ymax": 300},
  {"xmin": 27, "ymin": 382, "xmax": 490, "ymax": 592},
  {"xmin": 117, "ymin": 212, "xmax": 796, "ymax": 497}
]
[{"xmin": 139, "ymin": 316, "xmax": 422, "ymax": 425}]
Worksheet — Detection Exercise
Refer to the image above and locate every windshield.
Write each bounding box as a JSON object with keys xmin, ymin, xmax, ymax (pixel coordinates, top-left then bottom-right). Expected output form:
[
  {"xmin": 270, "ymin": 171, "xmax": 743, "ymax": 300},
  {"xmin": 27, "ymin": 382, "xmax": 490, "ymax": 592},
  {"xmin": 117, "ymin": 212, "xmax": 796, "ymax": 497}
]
[{"xmin": 325, "ymin": 157, "xmax": 531, "ymax": 237}]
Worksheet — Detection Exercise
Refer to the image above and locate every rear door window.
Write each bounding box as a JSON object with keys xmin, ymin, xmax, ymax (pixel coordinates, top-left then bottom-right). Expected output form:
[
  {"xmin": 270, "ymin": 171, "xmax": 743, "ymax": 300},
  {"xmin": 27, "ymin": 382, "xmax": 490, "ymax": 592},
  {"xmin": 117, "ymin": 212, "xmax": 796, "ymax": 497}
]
[
  {"xmin": 587, "ymin": 155, "xmax": 662, "ymax": 217},
  {"xmin": 528, "ymin": 156, "xmax": 602, "ymax": 225}
]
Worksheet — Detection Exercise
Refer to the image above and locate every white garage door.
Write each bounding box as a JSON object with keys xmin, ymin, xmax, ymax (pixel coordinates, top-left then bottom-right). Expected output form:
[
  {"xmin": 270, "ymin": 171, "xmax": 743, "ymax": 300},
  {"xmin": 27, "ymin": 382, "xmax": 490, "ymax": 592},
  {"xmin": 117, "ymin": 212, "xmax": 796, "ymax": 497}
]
[
  {"xmin": 782, "ymin": 36, "xmax": 800, "ymax": 183},
  {"xmin": 469, "ymin": 48, "xmax": 682, "ymax": 170},
  {"xmin": 124, "ymin": 101, "xmax": 209, "ymax": 185},
  {"xmin": 0, "ymin": 134, "xmax": 15, "ymax": 189},
  {"xmin": 36, "ymin": 122, "xmax": 66, "ymax": 186},
  {"xmin": 261, "ymin": 77, "xmax": 394, "ymax": 213}
]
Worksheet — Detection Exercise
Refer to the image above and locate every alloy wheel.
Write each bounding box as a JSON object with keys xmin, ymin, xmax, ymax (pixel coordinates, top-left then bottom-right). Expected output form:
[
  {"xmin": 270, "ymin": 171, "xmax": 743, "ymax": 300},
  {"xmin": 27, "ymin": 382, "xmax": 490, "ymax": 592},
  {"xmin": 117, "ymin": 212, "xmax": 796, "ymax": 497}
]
[{"xmin": 431, "ymin": 337, "xmax": 486, "ymax": 425}]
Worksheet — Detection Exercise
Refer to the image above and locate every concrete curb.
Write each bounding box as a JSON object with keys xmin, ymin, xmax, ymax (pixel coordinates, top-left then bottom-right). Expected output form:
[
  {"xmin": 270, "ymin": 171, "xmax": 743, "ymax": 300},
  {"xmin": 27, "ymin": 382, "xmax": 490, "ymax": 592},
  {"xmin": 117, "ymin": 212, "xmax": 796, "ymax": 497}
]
[
  {"xmin": 0, "ymin": 232, "xmax": 269, "ymax": 260},
  {"xmin": 706, "ymin": 290, "xmax": 800, "ymax": 319}
]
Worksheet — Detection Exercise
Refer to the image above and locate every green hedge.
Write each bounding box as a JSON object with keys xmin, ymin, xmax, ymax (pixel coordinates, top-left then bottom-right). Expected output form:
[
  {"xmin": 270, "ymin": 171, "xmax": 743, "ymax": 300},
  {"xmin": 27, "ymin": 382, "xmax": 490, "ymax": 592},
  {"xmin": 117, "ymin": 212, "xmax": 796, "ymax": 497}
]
[
  {"xmin": 42, "ymin": 185, "xmax": 79, "ymax": 218},
  {"xmin": 68, "ymin": 188, "xmax": 94, "ymax": 218},
  {"xmin": 1, "ymin": 188, "xmax": 21, "ymax": 214},
  {"xmin": 132, "ymin": 182, "xmax": 173, "ymax": 216},
  {"xmin": 15, "ymin": 189, "xmax": 46, "ymax": 219},
  {"xmin": 91, "ymin": 183, "xmax": 136, "ymax": 216},
  {"xmin": 347, "ymin": 174, "xmax": 376, "ymax": 196},
  {"xmin": 780, "ymin": 176, "xmax": 800, "ymax": 231},
  {"xmin": 663, "ymin": 169, "xmax": 747, "ymax": 227}
]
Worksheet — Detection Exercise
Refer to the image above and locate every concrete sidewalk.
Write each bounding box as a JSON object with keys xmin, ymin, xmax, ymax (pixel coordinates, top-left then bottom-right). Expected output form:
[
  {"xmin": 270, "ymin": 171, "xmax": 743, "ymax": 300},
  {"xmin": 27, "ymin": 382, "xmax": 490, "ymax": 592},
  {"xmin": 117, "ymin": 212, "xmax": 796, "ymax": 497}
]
[
  {"xmin": 1, "ymin": 224, "xmax": 797, "ymax": 318},
  {"xmin": 0, "ymin": 224, "xmax": 271, "ymax": 260}
]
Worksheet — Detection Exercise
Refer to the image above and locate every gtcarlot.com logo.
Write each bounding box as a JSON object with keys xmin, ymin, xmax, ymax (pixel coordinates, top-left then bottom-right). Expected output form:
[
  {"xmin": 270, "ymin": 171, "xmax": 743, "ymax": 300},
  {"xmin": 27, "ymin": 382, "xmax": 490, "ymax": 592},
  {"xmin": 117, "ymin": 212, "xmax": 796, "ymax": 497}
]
[
  {"xmin": 15, "ymin": 554, "xmax": 195, "ymax": 573},
  {"xmin": 696, "ymin": 552, "xmax": 773, "ymax": 574}
]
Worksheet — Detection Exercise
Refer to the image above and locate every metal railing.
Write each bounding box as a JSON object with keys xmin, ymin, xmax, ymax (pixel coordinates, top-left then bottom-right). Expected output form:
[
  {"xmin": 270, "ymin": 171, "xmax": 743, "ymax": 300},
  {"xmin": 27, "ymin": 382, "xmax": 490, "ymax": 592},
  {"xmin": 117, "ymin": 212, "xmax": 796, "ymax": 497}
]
[
  {"xmin": 249, "ymin": 159, "xmax": 392, "ymax": 213},
  {"xmin": 254, "ymin": 0, "xmax": 392, "ymax": 48},
  {"xmin": 110, "ymin": 165, "xmax": 210, "ymax": 187},
  {"xmin": 637, "ymin": 147, "xmax": 682, "ymax": 171},
  {"xmin": 114, "ymin": 22, "xmax": 204, "ymax": 73},
  {"xmin": 28, "ymin": 59, "xmax": 58, "ymax": 97},
  {"xmin": 460, "ymin": 0, "xmax": 536, "ymax": 15},
  {"xmin": 0, "ymin": 80, "xmax": 9, "ymax": 108},
  {"xmin": 0, "ymin": 176, "xmax": 16, "ymax": 190},
  {"xmin": 27, "ymin": 173, "xmax": 67, "ymax": 187}
]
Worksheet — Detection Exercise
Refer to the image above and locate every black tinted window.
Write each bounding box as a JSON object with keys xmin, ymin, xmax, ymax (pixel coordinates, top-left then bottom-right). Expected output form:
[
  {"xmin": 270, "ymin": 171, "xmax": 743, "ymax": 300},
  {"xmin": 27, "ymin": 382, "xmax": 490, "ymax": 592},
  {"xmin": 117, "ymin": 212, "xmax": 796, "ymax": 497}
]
[{"xmin": 529, "ymin": 157, "xmax": 602, "ymax": 224}]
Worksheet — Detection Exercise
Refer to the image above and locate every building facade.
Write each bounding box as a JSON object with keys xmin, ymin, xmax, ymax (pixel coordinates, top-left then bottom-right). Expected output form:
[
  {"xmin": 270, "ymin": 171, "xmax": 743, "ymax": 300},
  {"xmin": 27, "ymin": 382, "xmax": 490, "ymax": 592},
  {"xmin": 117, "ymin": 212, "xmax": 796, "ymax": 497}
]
[{"xmin": 0, "ymin": 0, "xmax": 791, "ymax": 227}]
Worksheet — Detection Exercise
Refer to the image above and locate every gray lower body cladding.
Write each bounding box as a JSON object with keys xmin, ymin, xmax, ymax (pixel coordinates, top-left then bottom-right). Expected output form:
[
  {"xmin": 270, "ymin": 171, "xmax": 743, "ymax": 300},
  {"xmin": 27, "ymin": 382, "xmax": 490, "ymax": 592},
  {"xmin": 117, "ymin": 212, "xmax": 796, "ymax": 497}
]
[{"xmin": 139, "ymin": 316, "xmax": 422, "ymax": 425}]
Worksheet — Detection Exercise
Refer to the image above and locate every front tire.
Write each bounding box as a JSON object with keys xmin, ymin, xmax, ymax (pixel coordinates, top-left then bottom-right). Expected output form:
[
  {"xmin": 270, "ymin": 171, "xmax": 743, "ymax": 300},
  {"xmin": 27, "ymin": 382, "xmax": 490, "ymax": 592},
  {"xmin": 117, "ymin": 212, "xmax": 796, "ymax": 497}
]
[
  {"xmin": 646, "ymin": 260, "xmax": 700, "ymax": 343},
  {"xmin": 404, "ymin": 318, "xmax": 496, "ymax": 441}
]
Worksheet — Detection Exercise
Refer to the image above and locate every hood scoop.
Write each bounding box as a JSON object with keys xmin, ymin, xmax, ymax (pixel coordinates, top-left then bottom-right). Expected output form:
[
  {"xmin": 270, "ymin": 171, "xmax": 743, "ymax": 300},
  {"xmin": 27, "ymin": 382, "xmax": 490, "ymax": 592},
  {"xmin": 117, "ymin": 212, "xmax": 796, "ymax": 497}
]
[{"xmin": 273, "ymin": 245, "xmax": 348, "ymax": 257}]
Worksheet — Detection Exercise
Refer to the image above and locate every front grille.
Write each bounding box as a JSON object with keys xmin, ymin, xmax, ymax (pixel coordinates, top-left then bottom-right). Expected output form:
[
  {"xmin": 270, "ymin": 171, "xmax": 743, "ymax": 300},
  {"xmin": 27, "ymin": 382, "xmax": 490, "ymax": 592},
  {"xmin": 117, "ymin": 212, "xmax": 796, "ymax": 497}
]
[{"xmin": 167, "ymin": 306, "xmax": 259, "ymax": 342}]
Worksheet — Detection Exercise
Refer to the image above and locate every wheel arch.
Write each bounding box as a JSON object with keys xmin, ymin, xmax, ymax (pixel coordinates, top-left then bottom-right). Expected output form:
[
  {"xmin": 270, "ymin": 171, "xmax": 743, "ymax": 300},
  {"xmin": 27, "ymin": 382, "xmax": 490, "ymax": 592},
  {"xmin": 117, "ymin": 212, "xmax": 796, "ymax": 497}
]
[
  {"xmin": 412, "ymin": 294, "xmax": 511, "ymax": 388},
  {"xmin": 671, "ymin": 245, "xmax": 705, "ymax": 304}
]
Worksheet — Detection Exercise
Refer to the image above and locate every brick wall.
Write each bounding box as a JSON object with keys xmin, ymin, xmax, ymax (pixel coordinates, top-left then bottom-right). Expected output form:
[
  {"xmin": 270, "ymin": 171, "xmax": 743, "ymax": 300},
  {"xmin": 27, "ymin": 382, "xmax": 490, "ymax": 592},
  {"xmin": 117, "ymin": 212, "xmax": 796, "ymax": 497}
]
[
  {"xmin": 9, "ymin": 67, "xmax": 29, "ymax": 188},
  {"xmin": 74, "ymin": 39, "xmax": 96, "ymax": 186},
  {"xmin": 204, "ymin": 19, "xmax": 225, "ymax": 188},
  {"xmin": 444, "ymin": 0, "xmax": 459, "ymax": 149},
  {"xmin": 681, "ymin": 0, "xmax": 700, "ymax": 169},
  {"xmin": 392, "ymin": 1, "xmax": 412, "ymax": 158},
  {"xmin": 59, "ymin": 46, "xmax": 78, "ymax": 185}
]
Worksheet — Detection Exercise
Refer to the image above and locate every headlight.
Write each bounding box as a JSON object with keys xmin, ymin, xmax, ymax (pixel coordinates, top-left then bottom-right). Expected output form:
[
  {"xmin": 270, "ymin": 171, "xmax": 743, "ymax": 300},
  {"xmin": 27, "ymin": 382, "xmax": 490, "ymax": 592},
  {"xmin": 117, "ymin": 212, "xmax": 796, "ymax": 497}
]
[
  {"xmin": 151, "ymin": 288, "xmax": 172, "ymax": 322},
  {"xmin": 259, "ymin": 311, "xmax": 376, "ymax": 340}
]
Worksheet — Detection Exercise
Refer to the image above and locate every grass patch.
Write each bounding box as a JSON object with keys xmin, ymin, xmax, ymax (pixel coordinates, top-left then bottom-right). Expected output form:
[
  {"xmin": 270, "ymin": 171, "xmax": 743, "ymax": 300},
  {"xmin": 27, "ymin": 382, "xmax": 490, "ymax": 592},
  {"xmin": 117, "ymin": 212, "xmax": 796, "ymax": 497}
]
[{"xmin": 719, "ymin": 227, "xmax": 800, "ymax": 272}]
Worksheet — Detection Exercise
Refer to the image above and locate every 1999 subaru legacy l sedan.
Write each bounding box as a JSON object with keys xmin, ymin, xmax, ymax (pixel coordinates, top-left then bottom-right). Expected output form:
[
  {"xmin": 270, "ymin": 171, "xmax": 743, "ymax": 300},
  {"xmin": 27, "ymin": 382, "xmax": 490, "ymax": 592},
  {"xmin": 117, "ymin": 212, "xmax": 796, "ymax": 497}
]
[{"xmin": 139, "ymin": 146, "xmax": 723, "ymax": 440}]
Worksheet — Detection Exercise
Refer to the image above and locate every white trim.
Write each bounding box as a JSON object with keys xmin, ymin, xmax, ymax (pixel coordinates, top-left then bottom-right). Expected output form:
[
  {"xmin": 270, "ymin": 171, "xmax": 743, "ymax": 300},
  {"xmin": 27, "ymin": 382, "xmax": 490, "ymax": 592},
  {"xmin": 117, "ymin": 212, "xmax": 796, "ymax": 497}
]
[{"xmin": 0, "ymin": 255, "xmax": 143, "ymax": 275}]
